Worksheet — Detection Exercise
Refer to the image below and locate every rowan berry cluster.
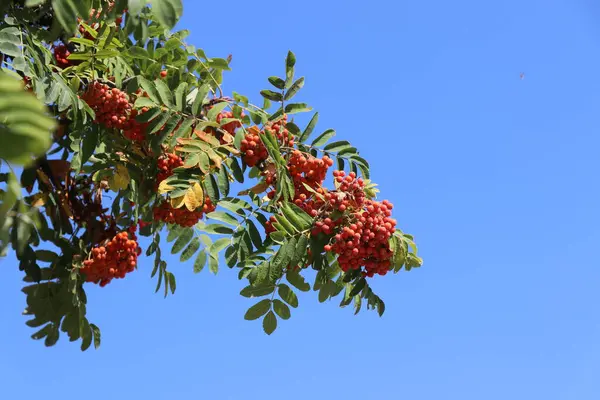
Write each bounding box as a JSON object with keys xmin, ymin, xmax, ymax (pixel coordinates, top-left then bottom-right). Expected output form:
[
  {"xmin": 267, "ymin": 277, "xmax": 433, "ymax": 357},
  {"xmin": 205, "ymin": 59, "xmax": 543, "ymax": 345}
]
[
  {"xmin": 325, "ymin": 199, "xmax": 395, "ymax": 277},
  {"xmin": 53, "ymin": 44, "xmax": 71, "ymax": 69},
  {"xmin": 241, "ymin": 117, "xmax": 294, "ymax": 166},
  {"xmin": 157, "ymin": 153, "xmax": 184, "ymax": 184},
  {"xmin": 152, "ymin": 198, "xmax": 215, "ymax": 227},
  {"xmin": 266, "ymin": 150, "xmax": 333, "ymax": 211},
  {"xmin": 240, "ymin": 126, "xmax": 269, "ymax": 167},
  {"xmin": 81, "ymin": 228, "xmax": 142, "ymax": 287},
  {"xmin": 121, "ymin": 108, "xmax": 149, "ymax": 142},
  {"xmin": 216, "ymin": 111, "xmax": 243, "ymax": 136},
  {"xmin": 81, "ymin": 81, "xmax": 131, "ymax": 129}
]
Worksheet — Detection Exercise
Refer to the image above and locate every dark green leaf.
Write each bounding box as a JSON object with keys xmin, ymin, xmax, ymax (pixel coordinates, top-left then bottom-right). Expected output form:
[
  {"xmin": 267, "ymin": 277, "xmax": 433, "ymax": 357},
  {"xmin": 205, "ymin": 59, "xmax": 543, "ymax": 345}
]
[
  {"xmin": 349, "ymin": 278, "xmax": 366, "ymax": 297},
  {"xmin": 150, "ymin": 0, "xmax": 183, "ymax": 29},
  {"xmin": 192, "ymin": 83, "xmax": 210, "ymax": 116},
  {"xmin": 311, "ymin": 128, "xmax": 336, "ymax": 147},
  {"xmin": 154, "ymin": 79, "xmax": 174, "ymax": 108},
  {"xmin": 240, "ymin": 284, "xmax": 275, "ymax": 298},
  {"xmin": 228, "ymin": 157, "xmax": 244, "ymax": 183},
  {"xmin": 180, "ymin": 237, "xmax": 200, "ymax": 262},
  {"xmin": 284, "ymin": 77, "xmax": 304, "ymax": 101},
  {"xmin": 272, "ymin": 299, "xmax": 291, "ymax": 320},
  {"xmin": 286, "ymin": 269, "xmax": 310, "ymax": 292},
  {"xmin": 204, "ymin": 174, "xmax": 220, "ymax": 203},
  {"xmin": 206, "ymin": 211, "xmax": 238, "ymax": 226},
  {"xmin": 208, "ymin": 255, "xmax": 219, "ymax": 274},
  {"xmin": 167, "ymin": 272, "xmax": 176, "ymax": 294},
  {"xmin": 284, "ymin": 103, "xmax": 311, "ymax": 114},
  {"xmin": 285, "ymin": 51, "xmax": 296, "ymax": 88},
  {"xmin": 247, "ymin": 220, "xmax": 263, "ymax": 249},
  {"xmin": 171, "ymin": 228, "xmax": 194, "ymax": 254},
  {"xmin": 299, "ymin": 112, "xmax": 318, "ymax": 143},
  {"xmin": 194, "ymin": 250, "xmax": 207, "ymax": 273},
  {"xmin": 90, "ymin": 323, "xmax": 101, "ymax": 349},
  {"xmin": 263, "ymin": 311, "xmax": 277, "ymax": 335},
  {"xmin": 260, "ymin": 90, "xmax": 283, "ymax": 102},
  {"xmin": 268, "ymin": 76, "xmax": 285, "ymax": 89},
  {"xmin": 244, "ymin": 299, "xmax": 271, "ymax": 320},
  {"xmin": 217, "ymin": 167, "xmax": 230, "ymax": 197},
  {"xmin": 278, "ymin": 283, "xmax": 298, "ymax": 308},
  {"xmin": 323, "ymin": 140, "xmax": 352, "ymax": 153}
]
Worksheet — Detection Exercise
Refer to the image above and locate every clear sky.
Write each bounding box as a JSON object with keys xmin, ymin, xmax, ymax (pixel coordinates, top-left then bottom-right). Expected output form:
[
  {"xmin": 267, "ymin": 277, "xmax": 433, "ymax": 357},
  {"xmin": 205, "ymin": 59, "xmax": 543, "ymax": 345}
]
[{"xmin": 2, "ymin": 0, "xmax": 600, "ymax": 399}]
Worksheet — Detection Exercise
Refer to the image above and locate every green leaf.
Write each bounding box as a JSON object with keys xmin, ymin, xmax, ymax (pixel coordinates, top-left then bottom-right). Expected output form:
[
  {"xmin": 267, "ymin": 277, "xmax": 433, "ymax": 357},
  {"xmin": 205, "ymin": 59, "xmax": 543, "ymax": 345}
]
[
  {"xmin": 349, "ymin": 278, "xmax": 366, "ymax": 297},
  {"xmin": 194, "ymin": 250, "xmax": 207, "ymax": 273},
  {"xmin": 208, "ymin": 255, "xmax": 219, "ymax": 274},
  {"xmin": 240, "ymin": 284, "xmax": 275, "ymax": 298},
  {"xmin": 207, "ymin": 102, "xmax": 229, "ymax": 120},
  {"xmin": 167, "ymin": 272, "xmax": 176, "ymax": 294},
  {"xmin": 206, "ymin": 211, "xmax": 238, "ymax": 226},
  {"xmin": 171, "ymin": 228, "xmax": 194, "ymax": 254},
  {"xmin": 138, "ymin": 76, "xmax": 161, "ymax": 104},
  {"xmin": 217, "ymin": 167, "xmax": 230, "ymax": 197},
  {"xmin": 154, "ymin": 79, "xmax": 174, "ymax": 108},
  {"xmin": 199, "ymin": 223, "xmax": 234, "ymax": 235},
  {"xmin": 210, "ymin": 237, "xmax": 230, "ymax": 254},
  {"xmin": 247, "ymin": 220, "xmax": 263, "ymax": 250},
  {"xmin": 377, "ymin": 299, "xmax": 385, "ymax": 316},
  {"xmin": 167, "ymin": 226, "xmax": 184, "ymax": 242},
  {"xmin": 278, "ymin": 284, "xmax": 299, "ymax": 308},
  {"xmin": 263, "ymin": 311, "xmax": 277, "ymax": 335},
  {"xmin": 180, "ymin": 237, "xmax": 200, "ymax": 262},
  {"xmin": 323, "ymin": 140, "xmax": 352, "ymax": 153},
  {"xmin": 127, "ymin": 46, "xmax": 150, "ymax": 59},
  {"xmin": 272, "ymin": 299, "xmax": 291, "ymax": 320},
  {"xmin": 174, "ymin": 82, "xmax": 188, "ymax": 112},
  {"xmin": 90, "ymin": 324, "xmax": 101, "ymax": 349},
  {"xmin": 299, "ymin": 112, "xmax": 318, "ymax": 143},
  {"xmin": 286, "ymin": 269, "xmax": 310, "ymax": 292},
  {"xmin": 311, "ymin": 129, "xmax": 336, "ymax": 147},
  {"xmin": 281, "ymin": 203, "xmax": 313, "ymax": 231},
  {"xmin": 204, "ymin": 174, "xmax": 220, "ymax": 203},
  {"xmin": 228, "ymin": 158, "xmax": 244, "ymax": 183},
  {"xmin": 268, "ymin": 76, "xmax": 285, "ymax": 89},
  {"xmin": 260, "ymin": 90, "xmax": 283, "ymax": 102},
  {"xmin": 192, "ymin": 83, "xmax": 210, "ymax": 116},
  {"xmin": 284, "ymin": 103, "xmax": 311, "ymax": 114},
  {"xmin": 0, "ymin": 72, "xmax": 55, "ymax": 165},
  {"xmin": 244, "ymin": 299, "xmax": 271, "ymax": 320},
  {"xmin": 150, "ymin": 0, "xmax": 183, "ymax": 29},
  {"xmin": 284, "ymin": 77, "xmax": 304, "ymax": 101},
  {"xmin": 285, "ymin": 51, "xmax": 296, "ymax": 88}
]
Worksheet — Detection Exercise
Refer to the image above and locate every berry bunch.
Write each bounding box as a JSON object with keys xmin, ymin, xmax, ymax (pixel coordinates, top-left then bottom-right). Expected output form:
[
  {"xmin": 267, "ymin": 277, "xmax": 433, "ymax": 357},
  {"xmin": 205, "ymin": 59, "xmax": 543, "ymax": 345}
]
[
  {"xmin": 81, "ymin": 82, "xmax": 131, "ymax": 129},
  {"xmin": 152, "ymin": 198, "xmax": 216, "ymax": 227},
  {"xmin": 121, "ymin": 108, "xmax": 149, "ymax": 142},
  {"xmin": 157, "ymin": 153, "xmax": 184, "ymax": 184},
  {"xmin": 53, "ymin": 44, "xmax": 72, "ymax": 69},
  {"xmin": 240, "ymin": 126, "xmax": 269, "ymax": 167},
  {"xmin": 81, "ymin": 228, "xmax": 142, "ymax": 287},
  {"xmin": 216, "ymin": 111, "xmax": 243, "ymax": 136},
  {"xmin": 241, "ymin": 117, "xmax": 294, "ymax": 166},
  {"xmin": 323, "ymin": 198, "xmax": 396, "ymax": 277},
  {"xmin": 330, "ymin": 170, "xmax": 366, "ymax": 211}
]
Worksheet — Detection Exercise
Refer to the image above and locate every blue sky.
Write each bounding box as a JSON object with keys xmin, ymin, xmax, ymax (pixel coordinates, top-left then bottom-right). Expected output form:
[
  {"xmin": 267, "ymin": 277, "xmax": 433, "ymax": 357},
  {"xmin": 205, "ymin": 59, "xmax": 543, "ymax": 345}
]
[{"xmin": 2, "ymin": 0, "xmax": 600, "ymax": 398}]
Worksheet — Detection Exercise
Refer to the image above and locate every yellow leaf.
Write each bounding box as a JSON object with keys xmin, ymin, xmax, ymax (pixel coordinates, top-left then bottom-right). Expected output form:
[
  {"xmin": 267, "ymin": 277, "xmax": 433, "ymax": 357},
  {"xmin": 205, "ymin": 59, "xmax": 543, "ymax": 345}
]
[
  {"xmin": 183, "ymin": 182, "xmax": 205, "ymax": 211},
  {"xmin": 170, "ymin": 195, "xmax": 186, "ymax": 209},
  {"xmin": 158, "ymin": 179, "xmax": 174, "ymax": 195},
  {"xmin": 238, "ymin": 180, "xmax": 270, "ymax": 196},
  {"xmin": 108, "ymin": 164, "xmax": 130, "ymax": 192},
  {"xmin": 30, "ymin": 193, "xmax": 47, "ymax": 208},
  {"xmin": 192, "ymin": 182, "xmax": 204, "ymax": 202},
  {"xmin": 207, "ymin": 149, "xmax": 223, "ymax": 169}
]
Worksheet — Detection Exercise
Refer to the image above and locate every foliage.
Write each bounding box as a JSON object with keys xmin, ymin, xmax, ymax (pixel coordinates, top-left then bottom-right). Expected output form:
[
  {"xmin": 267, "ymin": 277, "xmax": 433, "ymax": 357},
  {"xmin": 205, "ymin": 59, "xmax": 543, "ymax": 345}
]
[{"xmin": 0, "ymin": 0, "xmax": 423, "ymax": 350}]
